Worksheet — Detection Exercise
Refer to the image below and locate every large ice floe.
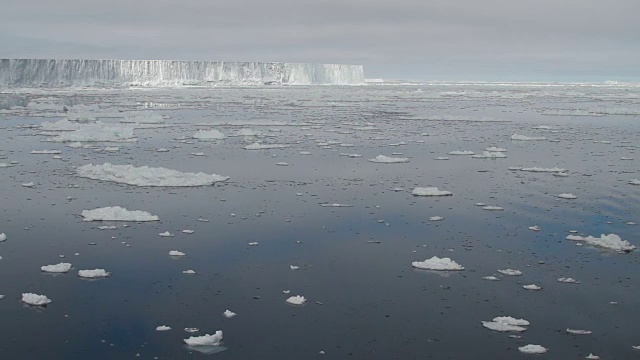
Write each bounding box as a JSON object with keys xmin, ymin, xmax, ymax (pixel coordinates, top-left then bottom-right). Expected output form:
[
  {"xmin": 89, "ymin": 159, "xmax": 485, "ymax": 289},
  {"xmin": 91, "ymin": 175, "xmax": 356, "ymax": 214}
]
[
  {"xmin": 81, "ymin": 206, "xmax": 159, "ymax": 221},
  {"xmin": 193, "ymin": 129, "xmax": 226, "ymax": 140},
  {"xmin": 511, "ymin": 134, "xmax": 547, "ymax": 141},
  {"xmin": 629, "ymin": 179, "xmax": 640, "ymax": 185},
  {"xmin": 482, "ymin": 316, "xmax": 530, "ymax": 332},
  {"xmin": 41, "ymin": 263, "xmax": 72, "ymax": 273},
  {"xmin": 22, "ymin": 293, "xmax": 52, "ymax": 306},
  {"xmin": 368, "ymin": 155, "xmax": 410, "ymax": 163},
  {"xmin": 78, "ymin": 269, "xmax": 110, "ymax": 278},
  {"xmin": 411, "ymin": 187, "xmax": 452, "ymax": 196},
  {"xmin": 76, "ymin": 163, "xmax": 229, "ymax": 187},
  {"xmin": 412, "ymin": 256, "xmax": 464, "ymax": 271},
  {"xmin": 46, "ymin": 123, "xmax": 136, "ymax": 143},
  {"xmin": 518, "ymin": 344, "xmax": 548, "ymax": 354},
  {"xmin": 184, "ymin": 331, "xmax": 223, "ymax": 346},
  {"xmin": 565, "ymin": 233, "xmax": 635, "ymax": 252}
]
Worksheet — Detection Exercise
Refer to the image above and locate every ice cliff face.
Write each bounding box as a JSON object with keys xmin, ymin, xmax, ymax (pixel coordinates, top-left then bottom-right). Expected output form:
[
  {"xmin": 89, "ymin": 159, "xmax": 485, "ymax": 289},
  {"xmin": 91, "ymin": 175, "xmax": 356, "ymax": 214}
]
[{"xmin": 0, "ymin": 59, "xmax": 364, "ymax": 87}]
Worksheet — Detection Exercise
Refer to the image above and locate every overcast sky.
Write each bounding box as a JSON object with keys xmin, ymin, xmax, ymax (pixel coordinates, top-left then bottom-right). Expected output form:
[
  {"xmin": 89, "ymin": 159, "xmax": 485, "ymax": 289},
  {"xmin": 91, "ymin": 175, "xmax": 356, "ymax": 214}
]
[{"xmin": 1, "ymin": 0, "xmax": 639, "ymax": 81}]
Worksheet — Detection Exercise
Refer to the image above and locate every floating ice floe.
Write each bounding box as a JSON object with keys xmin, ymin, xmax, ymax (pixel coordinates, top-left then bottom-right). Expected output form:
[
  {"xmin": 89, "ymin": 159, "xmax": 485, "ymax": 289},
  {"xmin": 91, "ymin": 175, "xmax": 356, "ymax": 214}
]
[
  {"xmin": 193, "ymin": 129, "xmax": 226, "ymax": 140},
  {"xmin": 482, "ymin": 316, "xmax": 530, "ymax": 332},
  {"xmin": 21, "ymin": 182, "xmax": 35, "ymax": 188},
  {"xmin": 184, "ymin": 328, "xmax": 199, "ymax": 333},
  {"xmin": 629, "ymin": 179, "xmax": 640, "ymax": 185},
  {"xmin": 520, "ymin": 167, "xmax": 567, "ymax": 173},
  {"xmin": 30, "ymin": 149, "xmax": 61, "ymax": 154},
  {"xmin": 518, "ymin": 344, "xmax": 548, "ymax": 354},
  {"xmin": 522, "ymin": 284, "xmax": 542, "ymax": 290},
  {"xmin": 223, "ymin": 310, "xmax": 237, "ymax": 318},
  {"xmin": 511, "ymin": 134, "xmax": 547, "ymax": 141},
  {"xmin": 368, "ymin": 155, "xmax": 409, "ymax": 163},
  {"xmin": 558, "ymin": 277, "xmax": 579, "ymax": 284},
  {"xmin": 183, "ymin": 270, "xmax": 196, "ymax": 274},
  {"xmin": 22, "ymin": 293, "xmax": 51, "ymax": 306},
  {"xmin": 482, "ymin": 276, "xmax": 500, "ymax": 281},
  {"xmin": 248, "ymin": 242, "xmax": 259, "ymax": 246},
  {"xmin": 0, "ymin": 233, "xmax": 6, "ymax": 241},
  {"xmin": 290, "ymin": 265, "xmax": 300, "ymax": 270},
  {"xmin": 78, "ymin": 269, "xmax": 110, "ymax": 278},
  {"xmin": 243, "ymin": 142, "xmax": 290, "ymax": 150},
  {"xmin": 566, "ymin": 328, "xmax": 592, "ymax": 335},
  {"xmin": 156, "ymin": 325, "xmax": 171, "ymax": 331},
  {"xmin": 448, "ymin": 150, "xmax": 475, "ymax": 155},
  {"xmin": 498, "ymin": 269, "xmax": 522, "ymax": 276},
  {"xmin": 156, "ymin": 148, "xmax": 169, "ymax": 152},
  {"xmin": 473, "ymin": 151, "xmax": 507, "ymax": 159},
  {"xmin": 182, "ymin": 230, "xmax": 194, "ymax": 234},
  {"xmin": 320, "ymin": 203, "xmax": 353, "ymax": 207},
  {"xmin": 49, "ymin": 123, "xmax": 136, "ymax": 143},
  {"xmin": 565, "ymin": 233, "xmax": 635, "ymax": 252},
  {"xmin": 276, "ymin": 162, "xmax": 289, "ymax": 166},
  {"xmin": 411, "ymin": 187, "xmax": 452, "ymax": 196},
  {"xmin": 434, "ymin": 157, "xmax": 449, "ymax": 160},
  {"xmin": 633, "ymin": 345, "xmax": 640, "ymax": 350},
  {"xmin": 81, "ymin": 206, "xmax": 159, "ymax": 222},
  {"xmin": 482, "ymin": 206, "xmax": 503, "ymax": 211},
  {"xmin": 529, "ymin": 226, "xmax": 541, "ymax": 231},
  {"xmin": 585, "ymin": 353, "xmax": 600, "ymax": 359},
  {"xmin": 169, "ymin": 250, "xmax": 186, "ymax": 256},
  {"xmin": 41, "ymin": 263, "xmax": 72, "ymax": 273},
  {"xmin": 429, "ymin": 216, "xmax": 444, "ymax": 221},
  {"xmin": 557, "ymin": 193, "xmax": 577, "ymax": 199},
  {"xmin": 0, "ymin": 163, "xmax": 14, "ymax": 168},
  {"xmin": 412, "ymin": 256, "xmax": 464, "ymax": 271},
  {"xmin": 485, "ymin": 147, "xmax": 507, "ymax": 152},
  {"xmin": 184, "ymin": 331, "xmax": 223, "ymax": 346},
  {"xmin": 286, "ymin": 295, "xmax": 307, "ymax": 305},
  {"xmin": 77, "ymin": 163, "xmax": 229, "ymax": 187},
  {"xmin": 98, "ymin": 225, "xmax": 116, "ymax": 230},
  {"xmin": 158, "ymin": 231, "xmax": 174, "ymax": 237},
  {"xmin": 339, "ymin": 153, "xmax": 362, "ymax": 158}
]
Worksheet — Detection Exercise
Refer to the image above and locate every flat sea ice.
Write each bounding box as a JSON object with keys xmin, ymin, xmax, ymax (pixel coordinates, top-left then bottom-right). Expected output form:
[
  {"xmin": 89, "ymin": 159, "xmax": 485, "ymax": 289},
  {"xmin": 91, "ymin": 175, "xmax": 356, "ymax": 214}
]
[
  {"xmin": 169, "ymin": 250, "xmax": 186, "ymax": 256},
  {"xmin": 498, "ymin": 269, "xmax": 522, "ymax": 276},
  {"xmin": 368, "ymin": 155, "xmax": 410, "ymax": 163},
  {"xmin": 629, "ymin": 179, "xmax": 640, "ymax": 185},
  {"xmin": 77, "ymin": 163, "xmax": 229, "ymax": 187},
  {"xmin": 183, "ymin": 270, "xmax": 196, "ymax": 274},
  {"xmin": 411, "ymin": 187, "xmax": 452, "ymax": 196},
  {"xmin": 30, "ymin": 150, "xmax": 62, "ymax": 154},
  {"xmin": 81, "ymin": 206, "xmax": 159, "ymax": 221},
  {"xmin": 482, "ymin": 316, "xmax": 529, "ymax": 332},
  {"xmin": 158, "ymin": 231, "xmax": 174, "ymax": 237},
  {"xmin": 558, "ymin": 277, "xmax": 579, "ymax": 283},
  {"xmin": 41, "ymin": 263, "xmax": 72, "ymax": 273},
  {"xmin": 156, "ymin": 325, "xmax": 171, "ymax": 331},
  {"xmin": 193, "ymin": 129, "xmax": 226, "ymax": 140},
  {"xmin": 411, "ymin": 256, "xmax": 464, "ymax": 271},
  {"xmin": 243, "ymin": 142, "xmax": 290, "ymax": 150},
  {"xmin": 78, "ymin": 269, "xmax": 110, "ymax": 278},
  {"xmin": 448, "ymin": 150, "xmax": 475, "ymax": 155},
  {"xmin": 429, "ymin": 216, "xmax": 444, "ymax": 221},
  {"xmin": 520, "ymin": 167, "xmax": 567, "ymax": 173},
  {"xmin": 286, "ymin": 295, "xmax": 307, "ymax": 305},
  {"xmin": 22, "ymin": 293, "xmax": 52, "ymax": 306},
  {"xmin": 522, "ymin": 284, "xmax": 542, "ymax": 290},
  {"xmin": 566, "ymin": 328, "xmax": 592, "ymax": 335},
  {"xmin": 557, "ymin": 193, "xmax": 577, "ymax": 199},
  {"xmin": 184, "ymin": 331, "xmax": 223, "ymax": 346},
  {"xmin": 518, "ymin": 344, "xmax": 548, "ymax": 354},
  {"xmin": 529, "ymin": 226, "xmax": 541, "ymax": 231},
  {"xmin": 482, "ymin": 206, "xmax": 503, "ymax": 211},
  {"xmin": 511, "ymin": 134, "xmax": 547, "ymax": 141}
]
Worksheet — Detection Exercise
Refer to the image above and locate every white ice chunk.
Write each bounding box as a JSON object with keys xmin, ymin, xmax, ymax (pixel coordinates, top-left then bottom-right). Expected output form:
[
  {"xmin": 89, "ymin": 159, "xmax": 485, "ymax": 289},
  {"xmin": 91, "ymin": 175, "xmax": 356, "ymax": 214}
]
[
  {"xmin": 41, "ymin": 263, "xmax": 72, "ymax": 273},
  {"xmin": 21, "ymin": 182, "xmax": 35, "ymax": 187},
  {"xmin": 50, "ymin": 123, "xmax": 136, "ymax": 143},
  {"xmin": 629, "ymin": 179, "xmax": 640, "ymax": 185},
  {"xmin": 158, "ymin": 231, "xmax": 174, "ymax": 237},
  {"xmin": 518, "ymin": 344, "xmax": 548, "ymax": 354},
  {"xmin": 31, "ymin": 149, "xmax": 62, "ymax": 154},
  {"xmin": 183, "ymin": 331, "xmax": 223, "ymax": 346},
  {"xmin": 412, "ymin": 256, "xmax": 464, "ymax": 271},
  {"xmin": 320, "ymin": 203, "xmax": 353, "ymax": 207},
  {"xmin": 568, "ymin": 233, "xmax": 635, "ymax": 252},
  {"xmin": 482, "ymin": 321, "xmax": 528, "ymax": 332},
  {"xmin": 529, "ymin": 226, "xmax": 541, "ymax": 231},
  {"xmin": 522, "ymin": 284, "xmax": 542, "ymax": 290},
  {"xmin": 567, "ymin": 328, "xmax": 592, "ymax": 335},
  {"xmin": 286, "ymin": 295, "xmax": 307, "ymax": 305},
  {"xmin": 448, "ymin": 150, "xmax": 475, "ymax": 155},
  {"xmin": 497, "ymin": 269, "xmax": 522, "ymax": 276},
  {"xmin": 585, "ymin": 354, "xmax": 600, "ymax": 359},
  {"xmin": 482, "ymin": 206, "xmax": 503, "ymax": 211},
  {"xmin": 368, "ymin": 155, "xmax": 409, "ymax": 163},
  {"xmin": 244, "ymin": 142, "xmax": 290, "ymax": 150},
  {"xmin": 77, "ymin": 163, "xmax": 229, "ymax": 187},
  {"xmin": 183, "ymin": 270, "xmax": 196, "ymax": 274},
  {"xmin": 21, "ymin": 293, "xmax": 51, "ymax": 306},
  {"xmin": 0, "ymin": 233, "xmax": 6, "ymax": 241},
  {"xmin": 557, "ymin": 193, "xmax": 577, "ymax": 199},
  {"xmin": 482, "ymin": 276, "xmax": 500, "ymax": 281},
  {"xmin": 169, "ymin": 250, "xmax": 186, "ymax": 256},
  {"xmin": 558, "ymin": 277, "xmax": 579, "ymax": 283},
  {"xmin": 511, "ymin": 134, "xmax": 547, "ymax": 141},
  {"xmin": 78, "ymin": 269, "xmax": 110, "ymax": 278},
  {"xmin": 520, "ymin": 167, "xmax": 567, "ymax": 173},
  {"xmin": 411, "ymin": 187, "xmax": 452, "ymax": 196},
  {"xmin": 193, "ymin": 129, "xmax": 226, "ymax": 140},
  {"xmin": 156, "ymin": 325, "xmax": 171, "ymax": 331},
  {"xmin": 429, "ymin": 216, "xmax": 444, "ymax": 221},
  {"xmin": 81, "ymin": 206, "xmax": 159, "ymax": 222},
  {"xmin": 223, "ymin": 310, "xmax": 237, "ymax": 318},
  {"xmin": 485, "ymin": 147, "xmax": 507, "ymax": 152}
]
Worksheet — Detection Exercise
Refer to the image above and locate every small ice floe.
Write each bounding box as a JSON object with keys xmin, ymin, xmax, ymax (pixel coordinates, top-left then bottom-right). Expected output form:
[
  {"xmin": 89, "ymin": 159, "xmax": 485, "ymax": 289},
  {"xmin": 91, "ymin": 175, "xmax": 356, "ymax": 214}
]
[
  {"xmin": 368, "ymin": 155, "xmax": 409, "ymax": 163},
  {"xmin": 158, "ymin": 231, "xmax": 174, "ymax": 237},
  {"xmin": 482, "ymin": 206, "xmax": 503, "ymax": 211},
  {"xmin": 522, "ymin": 284, "xmax": 542, "ymax": 291},
  {"xmin": 498, "ymin": 269, "xmax": 522, "ymax": 276},
  {"xmin": 566, "ymin": 233, "xmax": 635, "ymax": 252},
  {"xmin": 633, "ymin": 345, "xmax": 640, "ymax": 350},
  {"xmin": 77, "ymin": 163, "xmax": 229, "ymax": 187},
  {"xmin": 78, "ymin": 269, "xmax": 110, "ymax": 278},
  {"xmin": 286, "ymin": 295, "xmax": 307, "ymax": 305},
  {"xmin": 448, "ymin": 150, "xmax": 475, "ymax": 155},
  {"xmin": 429, "ymin": 216, "xmax": 444, "ymax": 221},
  {"xmin": 411, "ymin": 187, "xmax": 452, "ymax": 196},
  {"xmin": 511, "ymin": 134, "xmax": 547, "ymax": 141},
  {"xmin": 482, "ymin": 276, "xmax": 500, "ymax": 281},
  {"xmin": 182, "ymin": 230, "xmax": 194, "ymax": 234},
  {"xmin": 52, "ymin": 155, "xmax": 63, "ymax": 159},
  {"xmin": 299, "ymin": 151, "xmax": 311, "ymax": 155},
  {"xmin": 21, "ymin": 182, "xmax": 35, "ymax": 188},
  {"xmin": 243, "ymin": 142, "xmax": 289, "ymax": 150},
  {"xmin": 557, "ymin": 193, "xmax": 577, "ymax": 199},
  {"xmin": 585, "ymin": 353, "xmax": 600, "ymax": 359},
  {"xmin": 193, "ymin": 129, "xmax": 226, "ymax": 140},
  {"xmin": 482, "ymin": 317, "xmax": 530, "ymax": 332},
  {"xmin": 22, "ymin": 293, "xmax": 52, "ymax": 306},
  {"xmin": 156, "ymin": 148, "xmax": 169, "ymax": 152},
  {"xmin": 0, "ymin": 162, "xmax": 14, "ymax": 168},
  {"xmin": 629, "ymin": 179, "xmax": 640, "ymax": 185},
  {"xmin": 0, "ymin": 233, "xmax": 6, "ymax": 241},
  {"xmin": 339, "ymin": 153, "xmax": 362, "ymax": 158},
  {"xmin": 290, "ymin": 265, "xmax": 300, "ymax": 270},
  {"xmin": 169, "ymin": 250, "xmax": 186, "ymax": 256},
  {"xmin": 184, "ymin": 331, "xmax": 223, "ymax": 346},
  {"xmin": 190, "ymin": 152, "xmax": 205, "ymax": 156},
  {"xmin": 433, "ymin": 157, "xmax": 449, "ymax": 160},
  {"xmin": 248, "ymin": 242, "xmax": 259, "ymax": 246},
  {"xmin": 31, "ymin": 150, "xmax": 62, "ymax": 154},
  {"xmin": 98, "ymin": 225, "xmax": 117, "ymax": 230},
  {"xmin": 473, "ymin": 151, "xmax": 507, "ymax": 159},
  {"xmin": 485, "ymin": 146, "xmax": 507, "ymax": 152},
  {"xmin": 81, "ymin": 206, "xmax": 159, "ymax": 222},
  {"xmin": 197, "ymin": 218, "xmax": 209, "ymax": 222},
  {"xmin": 320, "ymin": 203, "xmax": 353, "ymax": 207},
  {"xmin": 411, "ymin": 256, "xmax": 464, "ymax": 271},
  {"xmin": 518, "ymin": 344, "xmax": 548, "ymax": 354},
  {"xmin": 566, "ymin": 328, "xmax": 592, "ymax": 335},
  {"xmin": 558, "ymin": 277, "xmax": 579, "ymax": 284},
  {"xmin": 184, "ymin": 328, "xmax": 199, "ymax": 333},
  {"xmin": 475, "ymin": 203, "xmax": 486, "ymax": 206},
  {"xmin": 282, "ymin": 290, "xmax": 291, "ymax": 294},
  {"xmin": 520, "ymin": 167, "xmax": 567, "ymax": 173},
  {"xmin": 223, "ymin": 310, "xmax": 237, "ymax": 318},
  {"xmin": 156, "ymin": 325, "xmax": 171, "ymax": 331},
  {"xmin": 276, "ymin": 162, "xmax": 289, "ymax": 166},
  {"xmin": 104, "ymin": 146, "xmax": 119, "ymax": 152},
  {"xmin": 41, "ymin": 263, "xmax": 72, "ymax": 273},
  {"xmin": 529, "ymin": 226, "xmax": 541, "ymax": 231},
  {"xmin": 183, "ymin": 270, "xmax": 196, "ymax": 274}
]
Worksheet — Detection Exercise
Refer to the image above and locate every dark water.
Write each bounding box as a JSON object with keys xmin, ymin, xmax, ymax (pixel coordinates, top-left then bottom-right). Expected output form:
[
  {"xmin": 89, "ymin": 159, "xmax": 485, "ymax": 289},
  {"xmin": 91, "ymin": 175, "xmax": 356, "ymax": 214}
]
[{"xmin": 0, "ymin": 84, "xmax": 639, "ymax": 359}]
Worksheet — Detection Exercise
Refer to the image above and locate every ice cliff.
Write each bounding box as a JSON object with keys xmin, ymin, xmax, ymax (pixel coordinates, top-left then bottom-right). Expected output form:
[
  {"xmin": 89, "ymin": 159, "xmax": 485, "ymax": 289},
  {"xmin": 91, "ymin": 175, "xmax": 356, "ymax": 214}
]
[{"xmin": 0, "ymin": 59, "xmax": 365, "ymax": 87}]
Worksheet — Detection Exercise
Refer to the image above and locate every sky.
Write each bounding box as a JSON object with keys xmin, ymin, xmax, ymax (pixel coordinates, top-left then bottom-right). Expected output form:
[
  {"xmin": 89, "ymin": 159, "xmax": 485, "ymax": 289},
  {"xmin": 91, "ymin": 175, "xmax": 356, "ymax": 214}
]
[{"xmin": 1, "ymin": 0, "xmax": 639, "ymax": 81}]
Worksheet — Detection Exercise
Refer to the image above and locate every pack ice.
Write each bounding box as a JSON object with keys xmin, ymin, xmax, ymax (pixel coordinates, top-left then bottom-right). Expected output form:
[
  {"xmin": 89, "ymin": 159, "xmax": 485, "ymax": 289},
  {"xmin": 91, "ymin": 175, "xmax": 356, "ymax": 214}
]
[
  {"xmin": 81, "ymin": 206, "xmax": 159, "ymax": 221},
  {"xmin": 77, "ymin": 163, "xmax": 229, "ymax": 186}
]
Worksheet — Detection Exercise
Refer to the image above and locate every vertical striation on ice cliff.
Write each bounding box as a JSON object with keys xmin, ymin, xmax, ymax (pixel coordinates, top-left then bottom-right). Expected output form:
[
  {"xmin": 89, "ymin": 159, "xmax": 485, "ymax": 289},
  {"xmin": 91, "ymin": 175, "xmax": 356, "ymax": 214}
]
[{"xmin": 0, "ymin": 59, "xmax": 364, "ymax": 87}]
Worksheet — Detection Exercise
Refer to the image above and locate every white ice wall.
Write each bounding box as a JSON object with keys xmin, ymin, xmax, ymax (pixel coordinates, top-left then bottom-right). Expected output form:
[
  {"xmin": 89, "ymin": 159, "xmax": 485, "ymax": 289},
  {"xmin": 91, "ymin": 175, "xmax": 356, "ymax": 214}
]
[{"xmin": 0, "ymin": 59, "xmax": 364, "ymax": 87}]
